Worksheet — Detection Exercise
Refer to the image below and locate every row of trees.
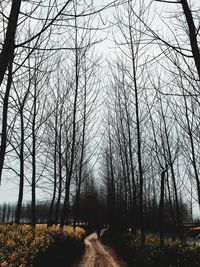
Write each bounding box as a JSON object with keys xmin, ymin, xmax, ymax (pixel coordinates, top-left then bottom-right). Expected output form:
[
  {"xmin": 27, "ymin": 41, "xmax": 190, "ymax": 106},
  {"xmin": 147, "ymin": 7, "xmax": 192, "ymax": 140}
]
[
  {"xmin": 0, "ymin": 0, "xmax": 108, "ymax": 227},
  {"xmin": 0, "ymin": 173, "xmax": 101, "ymax": 224},
  {"xmin": 102, "ymin": 0, "xmax": 200, "ymax": 245}
]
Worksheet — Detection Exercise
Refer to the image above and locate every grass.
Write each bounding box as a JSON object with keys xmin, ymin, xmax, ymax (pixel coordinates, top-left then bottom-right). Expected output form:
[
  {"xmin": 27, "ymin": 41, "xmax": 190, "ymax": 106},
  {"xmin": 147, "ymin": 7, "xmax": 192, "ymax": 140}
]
[{"xmin": 102, "ymin": 230, "xmax": 200, "ymax": 267}]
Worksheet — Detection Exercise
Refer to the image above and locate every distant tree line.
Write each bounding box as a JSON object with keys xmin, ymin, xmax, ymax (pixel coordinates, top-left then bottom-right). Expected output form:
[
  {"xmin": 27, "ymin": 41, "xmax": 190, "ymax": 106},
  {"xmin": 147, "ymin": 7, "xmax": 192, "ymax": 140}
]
[{"xmin": 0, "ymin": 175, "xmax": 104, "ymax": 225}]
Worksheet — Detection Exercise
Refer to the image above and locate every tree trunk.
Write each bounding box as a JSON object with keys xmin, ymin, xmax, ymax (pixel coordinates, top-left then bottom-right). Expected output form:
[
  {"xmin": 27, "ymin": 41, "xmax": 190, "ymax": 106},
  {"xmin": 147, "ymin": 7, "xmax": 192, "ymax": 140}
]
[
  {"xmin": 31, "ymin": 81, "xmax": 37, "ymax": 227},
  {"xmin": 159, "ymin": 170, "xmax": 165, "ymax": 246},
  {"xmin": 0, "ymin": 0, "xmax": 21, "ymax": 86},
  {"xmin": 0, "ymin": 0, "xmax": 22, "ymax": 182},
  {"xmin": 73, "ymin": 79, "xmax": 87, "ymax": 227},
  {"xmin": 181, "ymin": 0, "xmax": 200, "ymax": 79},
  {"xmin": 48, "ymin": 105, "xmax": 58, "ymax": 226},
  {"xmin": 0, "ymin": 58, "xmax": 13, "ymax": 183},
  {"xmin": 55, "ymin": 119, "xmax": 63, "ymax": 224},
  {"xmin": 15, "ymin": 109, "xmax": 24, "ymax": 224},
  {"xmin": 60, "ymin": 10, "xmax": 79, "ymax": 228}
]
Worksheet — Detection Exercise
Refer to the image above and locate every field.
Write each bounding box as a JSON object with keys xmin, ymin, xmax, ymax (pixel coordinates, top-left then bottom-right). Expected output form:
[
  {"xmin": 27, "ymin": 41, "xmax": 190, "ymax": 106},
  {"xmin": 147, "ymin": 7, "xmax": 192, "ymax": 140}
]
[{"xmin": 0, "ymin": 224, "xmax": 85, "ymax": 267}]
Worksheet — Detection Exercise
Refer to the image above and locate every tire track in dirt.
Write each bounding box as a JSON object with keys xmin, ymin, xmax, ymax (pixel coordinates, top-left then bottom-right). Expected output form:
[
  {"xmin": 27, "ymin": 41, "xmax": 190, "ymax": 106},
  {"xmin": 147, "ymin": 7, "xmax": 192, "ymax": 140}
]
[{"xmin": 78, "ymin": 233, "xmax": 126, "ymax": 267}]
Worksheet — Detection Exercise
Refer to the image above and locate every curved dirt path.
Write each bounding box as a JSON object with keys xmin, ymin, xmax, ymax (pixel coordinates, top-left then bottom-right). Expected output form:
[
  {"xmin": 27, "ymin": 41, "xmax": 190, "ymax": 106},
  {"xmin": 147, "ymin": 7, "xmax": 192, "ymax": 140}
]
[{"xmin": 78, "ymin": 233, "xmax": 126, "ymax": 267}]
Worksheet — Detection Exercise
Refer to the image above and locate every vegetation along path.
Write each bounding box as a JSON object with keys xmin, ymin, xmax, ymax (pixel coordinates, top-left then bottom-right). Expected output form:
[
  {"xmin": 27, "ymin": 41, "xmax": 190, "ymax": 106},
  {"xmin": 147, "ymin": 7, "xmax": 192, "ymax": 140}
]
[{"xmin": 77, "ymin": 233, "xmax": 126, "ymax": 267}]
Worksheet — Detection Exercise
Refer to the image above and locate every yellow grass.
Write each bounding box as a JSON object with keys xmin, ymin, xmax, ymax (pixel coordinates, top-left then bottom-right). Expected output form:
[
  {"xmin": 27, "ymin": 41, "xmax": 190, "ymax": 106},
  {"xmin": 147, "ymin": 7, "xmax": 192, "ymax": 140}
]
[{"xmin": 0, "ymin": 224, "xmax": 85, "ymax": 267}]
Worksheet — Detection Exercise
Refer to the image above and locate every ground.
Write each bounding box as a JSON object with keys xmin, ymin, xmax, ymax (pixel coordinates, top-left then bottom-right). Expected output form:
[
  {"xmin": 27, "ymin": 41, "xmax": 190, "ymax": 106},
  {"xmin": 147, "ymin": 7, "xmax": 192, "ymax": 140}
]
[{"xmin": 77, "ymin": 233, "xmax": 127, "ymax": 267}]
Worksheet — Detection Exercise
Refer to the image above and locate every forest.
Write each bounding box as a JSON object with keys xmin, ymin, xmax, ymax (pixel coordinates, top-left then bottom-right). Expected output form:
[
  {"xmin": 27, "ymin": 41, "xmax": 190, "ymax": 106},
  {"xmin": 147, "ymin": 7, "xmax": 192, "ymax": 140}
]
[{"xmin": 0, "ymin": 0, "xmax": 200, "ymax": 266}]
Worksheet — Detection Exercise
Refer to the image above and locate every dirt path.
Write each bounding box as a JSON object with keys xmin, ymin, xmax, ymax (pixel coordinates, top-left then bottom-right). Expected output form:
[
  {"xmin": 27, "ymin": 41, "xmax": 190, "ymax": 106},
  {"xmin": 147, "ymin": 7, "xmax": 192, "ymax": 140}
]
[{"xmin": 77, "ymin": 233, "xmax": 127, "ymax": 267}]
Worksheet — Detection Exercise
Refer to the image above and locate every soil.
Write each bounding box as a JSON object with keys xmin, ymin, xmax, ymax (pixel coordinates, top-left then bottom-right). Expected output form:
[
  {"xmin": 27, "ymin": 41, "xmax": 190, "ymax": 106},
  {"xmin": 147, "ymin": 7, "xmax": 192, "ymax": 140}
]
[{"xmin": 77, "ymin": 233, "xmax": 127, "ymax": 267}]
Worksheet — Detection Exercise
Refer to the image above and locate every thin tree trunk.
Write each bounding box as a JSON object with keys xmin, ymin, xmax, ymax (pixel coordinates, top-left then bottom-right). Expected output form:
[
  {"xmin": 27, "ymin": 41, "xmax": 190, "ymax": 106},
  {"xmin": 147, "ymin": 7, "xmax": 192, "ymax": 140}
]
[
  {"xmin": 183, "ymin": 94, "xmax": 200, "ymax": 207},
  {"xmin": 73, "ymin": 75, "xmax": 87, "ymax": 227},
  {"xmin": 129, "ymin": 26, "xmax": 145, "ymax": 245},
  {"xmin": 60, "ymin": 173, "xmax": 70, "ymax": 228},
  {"xmin": 48, "ymin": 104, "xmax": 58, "ymax": 226},
  {"xmin": 159, "ymin": 170, "xmax": 165, "ymax": 246},
  {"xmin": 60, "ymin": 8, "xmax": 79, "ymax": 228},
  {"xmin": 55, "ymin": 117, "xmax": 63, "ymax": 224},
  {"xmin": 15, "ymin": 109, "xmax": 24, "ymax": 224},
  {"xmin": 166, "ymin": 170, "xmax": 175, "ymax": 239},
  {"xmin": 31, "ymin": 83, "xmax": 37, "ymax": 227},
  {"xmin": 161, "ymin": 100, "xmax": 183, "ymax": 241},
  {"xmin": 109, "ymin": 130, "xmax": 116, "ymax": 230},
  {"xmin": 117, "ymin": 93, "xmax": 129, "ymax": 229},
  {"xmin": 123, "ymin": 85, "xmax": 136, "ymax": 231},
  {"xmin": 127, "ymin": 0, "xmax": 145, "ymax": 243}
]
